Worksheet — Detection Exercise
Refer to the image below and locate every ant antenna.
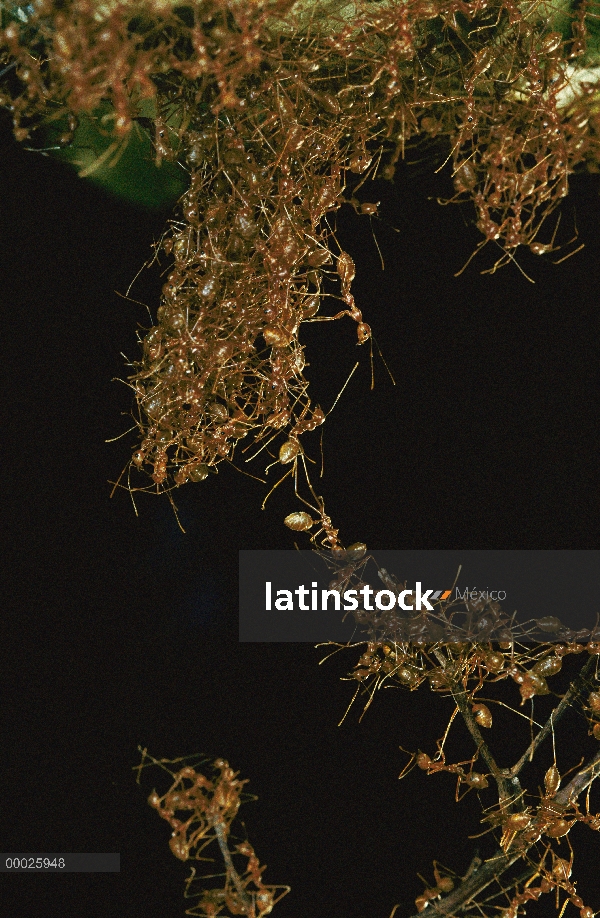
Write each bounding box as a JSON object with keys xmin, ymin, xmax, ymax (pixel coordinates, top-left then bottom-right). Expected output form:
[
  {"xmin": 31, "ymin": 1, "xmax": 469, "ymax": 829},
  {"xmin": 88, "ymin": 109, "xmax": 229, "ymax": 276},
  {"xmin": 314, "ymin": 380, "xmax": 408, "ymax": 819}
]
[{"xmin": 326, "ymin": 361, "xmax": 359, "ymax": 418}]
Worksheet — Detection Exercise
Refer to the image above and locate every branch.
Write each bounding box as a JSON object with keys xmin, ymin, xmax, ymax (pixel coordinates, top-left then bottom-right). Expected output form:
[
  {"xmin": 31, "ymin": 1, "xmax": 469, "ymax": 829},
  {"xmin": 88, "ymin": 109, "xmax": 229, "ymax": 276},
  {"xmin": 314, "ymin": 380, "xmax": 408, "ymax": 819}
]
[
  {"xmin": 404, "ymin": 846, "xmax": 530, "ymax": 918},
  {"xmin": 554, "ymin": 745, "xmax": 600, "ymax": 808},
  {"xmin": 213, "ymin": 819, "xmax": 254, "ymax": 917}
]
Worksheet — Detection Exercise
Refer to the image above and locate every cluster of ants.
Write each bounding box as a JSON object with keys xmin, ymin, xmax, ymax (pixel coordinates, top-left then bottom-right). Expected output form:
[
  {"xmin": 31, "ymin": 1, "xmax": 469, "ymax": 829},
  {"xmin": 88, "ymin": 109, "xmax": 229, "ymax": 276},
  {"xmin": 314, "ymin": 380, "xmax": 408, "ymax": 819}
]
[
  {"xmin": 407, "ymin": 850, "xmax": 598, "ymax": 918},
  {"xmin": 135, "ymin": 749, "xmax": 290, "ymax": 918},
  {"xmin": 318, "ymin": 547, "xmax": 600, "ymax": 656},
  {"xmin": 3, "ymin": 0, "xmax": 600, "ymax": 537},
  {"xmin": 329, "ymin": 631, "xmax": 600, "ymax": 720},
  {"xmin": 494, "ymin": 853, "xmax": 596, "ymax": 918},
  {"xmin": 312, "ymin": 552, "xmax": 600, "ymax": 918},
  {"xmin": 136, "ymin": 633, "xmax": 600, "ymax": 918},
  {"xmin": 330, "ymin": 642, "xmax": 600, "ymax": 918},
  {"xmin": 318, "ymin": 548, "xmax": 600, "ymax": 707},
  {"xmin": 0, "ymin": 0, "xmax": 297, "ymax": 141}
]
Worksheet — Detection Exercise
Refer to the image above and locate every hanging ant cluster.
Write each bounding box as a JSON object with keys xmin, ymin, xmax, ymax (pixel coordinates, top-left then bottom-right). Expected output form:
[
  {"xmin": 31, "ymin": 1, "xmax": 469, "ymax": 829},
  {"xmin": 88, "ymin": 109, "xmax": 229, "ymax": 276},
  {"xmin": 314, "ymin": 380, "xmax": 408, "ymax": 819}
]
[
  {"xmin": 115, "ymin": 1, "xmax": 387, "ymax": 538},
  {"xmin": 4, "ymin": 1, "xmax": 600, "ymax": 253},
  {"xmin": 135, "ymin": 749, "xmax": 290, "ymax": 918},
  {"xmin": 3, "ymin": 0, "xmax": 600, "ymax": 536},
  {"xmin": 125, "ymin": 90, "xmax": 371, "ymax": 536}
]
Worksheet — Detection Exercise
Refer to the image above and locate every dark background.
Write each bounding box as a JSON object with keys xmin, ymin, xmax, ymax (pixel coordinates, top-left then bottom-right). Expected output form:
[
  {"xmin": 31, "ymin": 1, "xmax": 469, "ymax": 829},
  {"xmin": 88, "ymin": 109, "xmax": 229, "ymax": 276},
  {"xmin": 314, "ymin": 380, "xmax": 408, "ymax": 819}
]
[{"xmin": 1, "ymin": 112, "xmax": 599, "ymax": 917}]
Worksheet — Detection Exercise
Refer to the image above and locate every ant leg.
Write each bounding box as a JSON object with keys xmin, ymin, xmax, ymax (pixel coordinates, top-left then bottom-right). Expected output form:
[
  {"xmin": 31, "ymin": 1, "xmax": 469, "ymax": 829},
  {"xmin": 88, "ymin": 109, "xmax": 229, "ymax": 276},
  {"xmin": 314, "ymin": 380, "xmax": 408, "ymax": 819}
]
[{"xmin": 261, "ymin": 464, "xmax": 294, "ymax": 510}]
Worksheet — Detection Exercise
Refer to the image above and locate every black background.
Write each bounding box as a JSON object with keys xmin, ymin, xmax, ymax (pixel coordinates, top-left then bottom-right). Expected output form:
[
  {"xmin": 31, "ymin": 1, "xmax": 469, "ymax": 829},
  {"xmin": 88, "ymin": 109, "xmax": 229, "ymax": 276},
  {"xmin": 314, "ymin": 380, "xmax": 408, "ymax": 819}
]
[{"xmin": 1, "ymin": 111, "xmax": 599, "ymax": 917}]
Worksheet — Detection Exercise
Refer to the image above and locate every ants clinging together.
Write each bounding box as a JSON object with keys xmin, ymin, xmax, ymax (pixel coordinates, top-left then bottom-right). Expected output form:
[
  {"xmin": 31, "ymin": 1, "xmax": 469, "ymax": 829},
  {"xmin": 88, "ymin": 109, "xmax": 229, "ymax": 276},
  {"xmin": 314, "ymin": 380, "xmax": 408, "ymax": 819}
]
[
  {"xmin": 325, "ymin": 621, "xmax": 600, "ymax": 918},
  {"xmin": 136, "ymin": 750, "xmax": 290, "ymax": 918},
  {"xmin": 3, "ymin": 0, "xmax": 600, "ymax": 536}
]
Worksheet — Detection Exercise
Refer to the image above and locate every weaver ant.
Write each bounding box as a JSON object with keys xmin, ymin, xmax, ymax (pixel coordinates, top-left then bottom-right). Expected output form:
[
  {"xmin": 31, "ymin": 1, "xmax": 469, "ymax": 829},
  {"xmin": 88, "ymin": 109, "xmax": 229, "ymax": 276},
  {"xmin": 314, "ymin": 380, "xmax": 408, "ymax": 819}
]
[
  {"xmin": 527, "ymin": 210, "xmax": 584, "ymax": 263},
  {"xmin": 471, "ymin": 786, "xmax": 533, "ymax": 853},
  {"xmin": 401, "ymin": 742, "xmax": 490, "ymax": 802},
  {"xmin": 414, "ymin": 861, "xmax": 456, "ymax": 913}
]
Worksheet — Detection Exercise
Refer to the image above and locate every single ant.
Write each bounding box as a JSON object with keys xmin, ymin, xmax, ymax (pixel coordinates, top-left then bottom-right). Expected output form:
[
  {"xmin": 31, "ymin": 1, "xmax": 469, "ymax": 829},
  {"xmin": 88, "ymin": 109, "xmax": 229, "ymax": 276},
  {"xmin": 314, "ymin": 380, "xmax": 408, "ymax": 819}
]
[
  {"xmin": 304, "ymin": 249, "xmax": 371, "ymax": 344},
  {"xmin": 401, "ymin": 743, "xmax": 489, "ymax": 802},
  {"xmin": 528, "ymin": 211, "xmax": 585, "ymax": 263},
  {"xmin": 414, "ymin": 861, "xmax": 455, "ymax": 913}
]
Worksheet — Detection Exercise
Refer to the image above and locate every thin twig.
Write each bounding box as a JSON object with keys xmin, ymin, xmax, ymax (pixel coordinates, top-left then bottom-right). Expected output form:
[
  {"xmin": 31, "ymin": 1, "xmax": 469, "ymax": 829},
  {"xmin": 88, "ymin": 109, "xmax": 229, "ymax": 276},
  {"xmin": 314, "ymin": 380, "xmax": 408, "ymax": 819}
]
[
  {"xmin": 404, "ymin": 846, "xmax": 526, "ymax": 918},
  {"xmin": 213, "ymin": 820, "xmax": 254, "ymax": 916},
  {"xmin": 554, "ymin": 745, "xmax": 600, "ymax": 807}
]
